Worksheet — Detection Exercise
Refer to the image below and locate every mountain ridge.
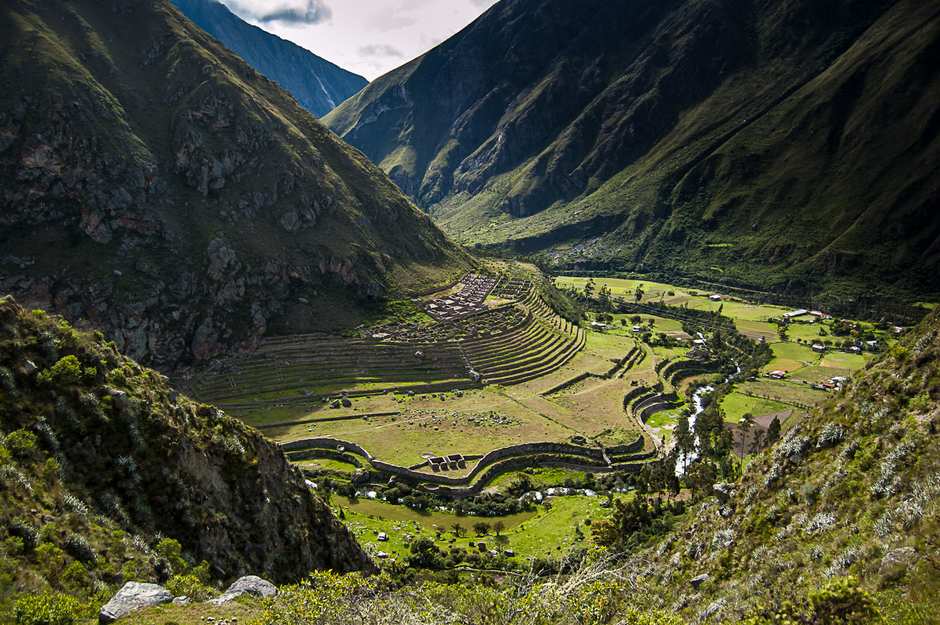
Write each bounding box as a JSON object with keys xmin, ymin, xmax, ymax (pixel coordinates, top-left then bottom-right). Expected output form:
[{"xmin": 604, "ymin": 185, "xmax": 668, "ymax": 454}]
[
  {"xmin": 0, "ymin": 0, "xmax": 470, "ymax": 368},
  {"xmin": 325, "ymin": 0, "xmax": 940, "ymax": 299},
  {"xmin": 170, "ymin": 0, "xmax": 368, "ymax": 117}
]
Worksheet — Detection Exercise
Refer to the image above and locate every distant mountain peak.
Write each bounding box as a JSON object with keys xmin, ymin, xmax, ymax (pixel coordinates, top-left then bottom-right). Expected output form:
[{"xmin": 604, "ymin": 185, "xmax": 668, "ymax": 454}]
[{"xmin": 171, "ymin": 0, "xmax": 367, "ymax": 117}]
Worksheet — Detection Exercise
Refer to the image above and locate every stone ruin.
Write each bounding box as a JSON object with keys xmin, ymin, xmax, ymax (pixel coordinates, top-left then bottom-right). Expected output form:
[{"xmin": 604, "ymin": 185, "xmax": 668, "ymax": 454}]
[{"xmin": 424, "ymin": 273, "xmax": 496, "ymax": 322}]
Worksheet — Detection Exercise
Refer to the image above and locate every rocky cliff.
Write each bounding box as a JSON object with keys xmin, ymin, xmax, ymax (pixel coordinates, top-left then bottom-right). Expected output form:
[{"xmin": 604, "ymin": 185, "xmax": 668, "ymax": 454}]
[
  {"xmin": 171, "ymin": 0, "xmax": 367, "ymax": 117},
  {"xmin": 325, "ymin": 0, "xmax": 940, "ymax": 298},
  {"xmin": 0, "ymin": 0, "xmax": 469, "ymax": 368},
  {"xmin": 0, "ymin": 296, "xmax": 374, "ymax": 600}
]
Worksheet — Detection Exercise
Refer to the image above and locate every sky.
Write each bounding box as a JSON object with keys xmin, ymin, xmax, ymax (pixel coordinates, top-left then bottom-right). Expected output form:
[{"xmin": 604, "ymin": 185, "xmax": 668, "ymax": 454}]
[{"xmin": 217, "ymin": 0, "xmax": 500, "ymax": 81}]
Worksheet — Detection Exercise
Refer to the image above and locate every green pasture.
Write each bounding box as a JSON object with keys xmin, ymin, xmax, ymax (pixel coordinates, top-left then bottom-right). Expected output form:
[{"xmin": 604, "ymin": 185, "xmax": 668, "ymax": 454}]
[
  {"xmin": 788, "ymin": 366, "xmax": 852, "ymax": 385},
  {"xmin": 720, "ymin": 392, "xmax": 792, "ymax": 423},
  {"xmin": 646, "ymin": 409, "xmax": 683, "ymax": 431},
  {"xmin": 556, "ymin": 276, "xmax": 682, "ymax": 299},
  {"xmin": 333, "ymin": 494, "xmax": 609, "ymax": 561},
  {"xmin": 735, "ymin": 379, "xmax": 829, "ymax": 408},
  {"xmin": 764, "ymin": 342, "xmax": 819, "ymax": 373},
  {"xmin": 785, "ymin": 322, "xmax": 828, "ymax": 343},
  {"xmin": 820, "ymin": 352, "xmax": 869, "ymax": 370},
  {"xmin": 735, "ymin": 319, "xmax": 777, "ymax": 340},
  {"xmin": 502, "ymin": 495, "xmax": 611, "ymax": 559},
  {"xmin": 652, "ymin": 345, "xmax": 691, "ymax": 360}
]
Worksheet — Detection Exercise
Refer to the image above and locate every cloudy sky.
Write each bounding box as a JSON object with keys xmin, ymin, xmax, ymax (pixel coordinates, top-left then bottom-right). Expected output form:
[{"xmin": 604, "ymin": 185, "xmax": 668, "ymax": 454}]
[{"xmin": 217, "ymin": 0, "xmax": 500, "ymax": 81}]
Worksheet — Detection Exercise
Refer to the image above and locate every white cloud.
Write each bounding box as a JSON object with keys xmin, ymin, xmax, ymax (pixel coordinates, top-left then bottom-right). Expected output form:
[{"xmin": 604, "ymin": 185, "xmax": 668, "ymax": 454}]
[
  {"xmin": 358, "ymin": 44, "xmax": 405, "ymax": 58},
  {"xmin": 220, "ymin": 0, "xmax": 331, "ymax": 25}
]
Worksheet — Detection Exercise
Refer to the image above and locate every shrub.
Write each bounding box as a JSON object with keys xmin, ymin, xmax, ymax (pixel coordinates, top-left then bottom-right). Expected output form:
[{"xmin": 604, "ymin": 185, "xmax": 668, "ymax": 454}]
[
  {"xmin": 38, "ymin": 356, "xmax": 82, "ymax": 386},
  {"xmin": 6, "ymin": 430, "xmax": 38, "ymax": 460},
  {"xmin": 13, "ymin": 592, "xmax": 86, "ymax": 625},
  {"xmin": 0, "ymin": 366, "xmax": 18, "ymax": 398},
  {"xmin": 166, "ymin": 574, "xmax": 214, "ymax": 601},
  {"xmin": 155, "ymin": 538, "xmax": 187, "ymax": 576},
  {"xmin": 64, "ymin": 534, "xmax": 97, "ymax": 564}
]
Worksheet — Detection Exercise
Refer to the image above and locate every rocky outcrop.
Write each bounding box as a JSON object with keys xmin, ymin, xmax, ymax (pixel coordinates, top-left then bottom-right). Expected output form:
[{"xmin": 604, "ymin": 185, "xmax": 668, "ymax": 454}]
[
  {"xmin": 99, "ymin": 582, "xmax": 173, "ymax": 624},
  {"xmin": 0, "ymin": 0, "xmax": 469, "ymax": 368},
  {"xmin": 208, "ymin": 575, "xmax": 278, "ymax": 605}
]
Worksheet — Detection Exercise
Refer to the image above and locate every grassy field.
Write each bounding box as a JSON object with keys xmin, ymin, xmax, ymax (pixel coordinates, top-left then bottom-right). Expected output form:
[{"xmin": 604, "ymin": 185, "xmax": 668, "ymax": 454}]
[
  {"xmin": 735, "ymin": 379, "xmax": 829, "ymax": 408},
  {"xmin": 720, "ymin": 392, "xmax": 793, "ymax": 422},
  {"xmin": 735, "ymin": 319, "xmax": 777, "ymax": 340},
  {"xmin": 331, "ymin": 494, "xmax": 607, "ymax": 561},
  {"xmin": 764, "ymin": 342, "xmax": 819, "ymax": 373}
]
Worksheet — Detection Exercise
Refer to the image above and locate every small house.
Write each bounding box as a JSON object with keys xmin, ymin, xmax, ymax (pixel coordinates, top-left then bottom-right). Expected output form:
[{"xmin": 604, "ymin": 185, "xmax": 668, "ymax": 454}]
[
  {"xmin": 812, "ymin": 344, "xmax": 827, "ymax": 353},
  {"xmin": 769, "ymin": 370, "xmax": 786, "ymax": 380},
  {"xmin": 783, "ymin": 309, "xmax": 809, "ymax": 320},
  {"xmin": 709, "ymin": 294, "xmax": 722, "ymax": 302}
]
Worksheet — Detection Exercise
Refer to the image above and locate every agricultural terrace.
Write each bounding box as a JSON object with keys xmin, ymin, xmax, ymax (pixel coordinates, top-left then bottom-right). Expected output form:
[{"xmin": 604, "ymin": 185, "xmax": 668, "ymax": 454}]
[
  {"xmin": 554, "ymin": 275, "xmax": 888, "ymax": 448},
  {"xmin": 183, "ymin": 270, "xmax": 895, "ymax": 531}
]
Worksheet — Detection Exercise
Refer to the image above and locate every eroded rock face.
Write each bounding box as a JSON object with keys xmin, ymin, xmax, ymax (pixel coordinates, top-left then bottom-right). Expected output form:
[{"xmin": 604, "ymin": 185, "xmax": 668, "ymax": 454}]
[{"xmin": 99, "ymin": 582, "xmax": 173, "ymax": 624}]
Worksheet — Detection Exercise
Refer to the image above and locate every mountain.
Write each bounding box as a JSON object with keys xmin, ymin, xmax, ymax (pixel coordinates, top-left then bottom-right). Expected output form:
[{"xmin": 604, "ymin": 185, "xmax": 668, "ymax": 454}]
[
  {"xmin": 0, "ymin": 296, "xmax": 373, "ymax": 612},
  {"xmin": 0, "ymin": 0, "xmax": 470, "ymax": 368},
  {"xmin": 622, "ymin": 305, "xmax": 940, "ymax": 622},
  {"xmin": 324, "ymin": 0, "xmax": 940, "ymax": 299},
  {"xmin": 170, "ymin": 0, "xmax": 367, "ymax": 117}
]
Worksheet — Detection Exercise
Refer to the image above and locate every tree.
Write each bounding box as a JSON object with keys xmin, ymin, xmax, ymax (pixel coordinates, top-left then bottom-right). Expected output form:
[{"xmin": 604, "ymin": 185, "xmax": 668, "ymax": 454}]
[
  {"xmin": 584, "ymin": 278, "xmax": 595, "ymax": 299},
  {"xmin": 451, "ymin": 523, "xmax": 464, "ymax": 537},
  {"xmin": 749, "ymin": 428, "xmax": 766, "ymax": 454},
  {"xmin": 684, "ymin": 461, "xmax": 717, "ymax": 499},
  {"xmin": 472, "ymin": 521, "xmax": 491, "ymax": 536},
  {"xmin": 492, "ymin": 521, "xmax": 505, "ymax": 536},
  {"xmin": 738, "ymin": 414, "xmax": 754, "ymax": 458},
  {"xmin": 766, "ymin": 416, "xmax": 782, "ymax": 446},
  {"xmin": 635, "ymin": 284, "xmax": 645, "ymax": 302},
  {"xmin": 675, "ymin": 414, "xmax": 693, "ymax": 455}
]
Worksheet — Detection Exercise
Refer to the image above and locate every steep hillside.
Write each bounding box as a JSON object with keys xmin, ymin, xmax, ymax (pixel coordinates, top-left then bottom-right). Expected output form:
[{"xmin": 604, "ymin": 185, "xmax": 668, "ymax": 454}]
[
  {"xmin": 170, "ymin": 0, "xmax": 367, "ymax": 117},
  {"xmin": 325, "ymin": 0, "xmax": 940, "ymax": 298},
  {"xmin": 0, "ymin": 0, "xmax": 470, "ymax": 368},
  {"xmin": 623, "ymin": 306, "xmax": 940, "ymax": 622},
  {"xmin": 0, "ymin": 296, "xmax": 374, "ymax": 618}
]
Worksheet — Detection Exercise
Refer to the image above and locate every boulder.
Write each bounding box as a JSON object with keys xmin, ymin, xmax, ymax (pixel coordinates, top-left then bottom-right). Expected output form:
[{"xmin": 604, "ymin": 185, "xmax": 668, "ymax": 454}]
[
  {"xmin": 112, "ymin": 391, "xmax": 129, "ymax": 410},
  {"xmin": 690, "ymin": 573, "xmax": 710, "ymax": 590},
  {"xmin": 879, "ymin": 547, "xmax": 916, "ymax": 579},
  {"xmin": 341, "ymin": 397, "xmax": 352, "ymax": 408},
  {"xmin": 99, "ymin": 582, "xmax": 173, "ymax": 623},
  {"xmin": 713, "ymin": 483, "xmax": 734, "ymax": 504},
  {"xmin": 208, "ymin": 575, "xmax": 277, "ymax": 605}
]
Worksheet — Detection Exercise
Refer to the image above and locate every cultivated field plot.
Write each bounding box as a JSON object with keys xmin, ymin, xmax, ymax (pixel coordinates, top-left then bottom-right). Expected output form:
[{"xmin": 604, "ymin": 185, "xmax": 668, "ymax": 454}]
[
  {"xmin": 735, "ymin": 319, "xmax": 777, "ymax": 341},
  {"xmin": 734, "ymin": 379, "xmax": 829, "ymax": 408},
  {"xmin": 764, "ymin": 342, "xmax": 819, "ymax": 373},
  {"xmin": 720, "ymin": 392, "xmax": 793, "ymax": 422}
]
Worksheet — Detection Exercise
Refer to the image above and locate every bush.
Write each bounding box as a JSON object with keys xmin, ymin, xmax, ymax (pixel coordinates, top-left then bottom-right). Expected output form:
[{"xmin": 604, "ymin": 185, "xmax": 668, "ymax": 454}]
[
  {"xmin": 166, "ymin": 574, "xmax": 214, "ymax": 601},
  {"xmin": 6, "ymin": 430, "xmax": 38, "ymax": 460},
  {"xmin": 13, "ymin": 592, "xmax": 86, "ymax": 625}
]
